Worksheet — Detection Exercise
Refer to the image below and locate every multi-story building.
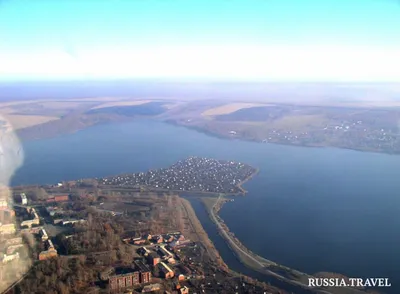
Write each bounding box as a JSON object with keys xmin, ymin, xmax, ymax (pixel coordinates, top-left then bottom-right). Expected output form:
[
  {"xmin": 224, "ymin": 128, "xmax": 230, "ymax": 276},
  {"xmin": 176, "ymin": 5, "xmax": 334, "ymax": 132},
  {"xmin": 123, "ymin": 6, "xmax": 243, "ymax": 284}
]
[
  {"xmin": 46, "ymin": 194, "xmax": 69, "ymax": 203},
  {"xmin": 109, "ymin": 270, "xmax": 139, "ymax": 292},
  {"xmin": 134, "ymin": 260, "xmax": 152, "ymax": 284}
]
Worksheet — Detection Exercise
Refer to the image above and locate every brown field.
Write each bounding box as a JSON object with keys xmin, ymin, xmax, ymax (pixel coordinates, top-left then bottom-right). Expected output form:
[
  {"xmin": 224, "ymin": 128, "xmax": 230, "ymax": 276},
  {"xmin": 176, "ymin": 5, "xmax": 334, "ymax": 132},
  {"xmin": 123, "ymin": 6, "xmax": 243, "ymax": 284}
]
[
  {"xmin": 3, "ymin": 114, "xmax": 60, "ymax": 130},
  {"xmin": 201, "ymin": 103, "xmax": 272, "ymax": 116},
  {"xmin": 90, "ymin": 100, "xmax": 154, "ymax": 110},
  {"xmin": 32, "ymin": 101, "xmax": 88, "ymax": 109},
  {"xmin": 270, "ymin": 114, "xmax": 328, "ymax": 129},
  {"xmin": 0, "ymin": 100, "xmax": 42, "ymax": 108},
  {"xmin": 67, "ymin": 97, "xmax": 127, "ymax": 102}
]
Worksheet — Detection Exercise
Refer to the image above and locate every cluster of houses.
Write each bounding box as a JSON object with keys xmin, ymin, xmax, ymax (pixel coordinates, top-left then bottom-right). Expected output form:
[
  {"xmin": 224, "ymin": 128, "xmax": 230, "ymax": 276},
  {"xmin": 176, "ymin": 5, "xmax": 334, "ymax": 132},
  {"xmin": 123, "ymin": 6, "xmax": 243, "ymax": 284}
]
[
  {"xmin": 126, "ymin": 232, "xmax": 189, "ymax": 249},
  {"xmin": 0, "ymin": 237, "xmax": 23, "ymax": 264},
  {"xmin": 104, "ymin": 232, "xmax": 192, "ymax": 293}
]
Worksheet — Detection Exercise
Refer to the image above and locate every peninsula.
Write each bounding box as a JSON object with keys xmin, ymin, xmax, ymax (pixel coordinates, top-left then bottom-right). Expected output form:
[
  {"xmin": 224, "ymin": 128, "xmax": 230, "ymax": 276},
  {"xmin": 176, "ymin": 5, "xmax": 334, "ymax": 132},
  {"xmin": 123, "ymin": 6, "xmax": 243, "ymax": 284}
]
[{"xmin": 98, "ymin": 156, "xmax": 258, "ymax": 195}]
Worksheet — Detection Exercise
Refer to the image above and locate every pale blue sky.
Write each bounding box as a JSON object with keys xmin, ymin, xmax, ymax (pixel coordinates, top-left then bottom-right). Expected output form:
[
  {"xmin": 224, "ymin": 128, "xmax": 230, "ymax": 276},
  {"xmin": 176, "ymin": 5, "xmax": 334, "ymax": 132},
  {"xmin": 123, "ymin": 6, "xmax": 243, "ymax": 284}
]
[{"xmin": 0, "ymin": 0, "xmax": 399, "ymax": 81}]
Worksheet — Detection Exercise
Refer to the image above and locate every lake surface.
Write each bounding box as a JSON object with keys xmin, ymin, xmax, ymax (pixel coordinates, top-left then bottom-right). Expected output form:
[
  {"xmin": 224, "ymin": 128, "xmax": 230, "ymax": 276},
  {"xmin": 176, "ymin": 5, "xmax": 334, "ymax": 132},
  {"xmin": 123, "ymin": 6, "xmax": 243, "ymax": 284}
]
[{"xmin": 12, "ymin": 120, "xmax": 400, "ymax": 292}]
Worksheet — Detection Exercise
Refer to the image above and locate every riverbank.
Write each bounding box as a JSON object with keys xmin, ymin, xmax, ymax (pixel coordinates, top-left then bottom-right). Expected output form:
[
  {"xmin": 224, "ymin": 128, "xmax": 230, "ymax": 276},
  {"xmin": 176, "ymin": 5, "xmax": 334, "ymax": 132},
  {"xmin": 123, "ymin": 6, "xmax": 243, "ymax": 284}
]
[
  {"xmin": 200, "ymin": 196, "xmax": 371, "ymax": 294},
  {"xmin": 179, "ymin": 197, "xmax": 289, "ymax": 293}
]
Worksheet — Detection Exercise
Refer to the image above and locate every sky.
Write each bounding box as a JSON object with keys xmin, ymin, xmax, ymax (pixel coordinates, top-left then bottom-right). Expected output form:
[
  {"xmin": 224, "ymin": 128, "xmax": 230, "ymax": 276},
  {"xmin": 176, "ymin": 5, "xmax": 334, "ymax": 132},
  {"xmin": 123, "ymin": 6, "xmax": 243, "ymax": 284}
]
[{"xmin": 0, "ymin": 0, "xmax": 400, "ymax": 82}]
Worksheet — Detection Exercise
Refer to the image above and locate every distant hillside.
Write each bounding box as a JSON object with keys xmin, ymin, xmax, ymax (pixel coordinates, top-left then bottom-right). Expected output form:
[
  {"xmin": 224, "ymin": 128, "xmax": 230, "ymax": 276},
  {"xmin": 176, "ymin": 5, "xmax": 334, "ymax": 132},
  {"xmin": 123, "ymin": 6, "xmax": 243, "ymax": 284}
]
[{"xmin": 86, "ymin": 102, "xmax": 166, "ymax": 117}]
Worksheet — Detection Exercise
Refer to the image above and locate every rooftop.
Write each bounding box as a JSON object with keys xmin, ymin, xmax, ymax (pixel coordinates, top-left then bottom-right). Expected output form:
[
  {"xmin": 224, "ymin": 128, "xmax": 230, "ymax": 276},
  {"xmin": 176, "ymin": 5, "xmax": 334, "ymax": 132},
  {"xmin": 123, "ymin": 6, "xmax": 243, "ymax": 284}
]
[{"xmin": 135, "ymin": 260, "xmax": 150, "ymax": 273}]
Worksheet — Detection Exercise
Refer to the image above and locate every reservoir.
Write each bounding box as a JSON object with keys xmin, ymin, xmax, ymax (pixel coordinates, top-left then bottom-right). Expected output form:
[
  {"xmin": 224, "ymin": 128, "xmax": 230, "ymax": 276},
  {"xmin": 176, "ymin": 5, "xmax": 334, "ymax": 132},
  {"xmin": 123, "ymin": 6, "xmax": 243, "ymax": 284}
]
[{"xmin": 11, "ymin": 120, "xmax": 400, "ymax": 293}]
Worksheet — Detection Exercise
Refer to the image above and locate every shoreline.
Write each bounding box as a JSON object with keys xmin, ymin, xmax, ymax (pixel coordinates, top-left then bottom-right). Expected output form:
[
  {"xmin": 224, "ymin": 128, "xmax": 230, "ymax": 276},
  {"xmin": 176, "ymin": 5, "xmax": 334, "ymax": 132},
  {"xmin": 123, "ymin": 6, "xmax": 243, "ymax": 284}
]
[
  {"xmin": 165, "ymin": 120, "xmax": 399, "ymax": 156},
  {"xmin": 199, "ymin": 196, "xmax": 370, "ymax": 294},
  {"xmin": 203, "ymin": 196, "xmax": 317, "ymax": 289},
  {"xmin": 18, "ymin": 117, "xmax": 400, "ymax": 156}
]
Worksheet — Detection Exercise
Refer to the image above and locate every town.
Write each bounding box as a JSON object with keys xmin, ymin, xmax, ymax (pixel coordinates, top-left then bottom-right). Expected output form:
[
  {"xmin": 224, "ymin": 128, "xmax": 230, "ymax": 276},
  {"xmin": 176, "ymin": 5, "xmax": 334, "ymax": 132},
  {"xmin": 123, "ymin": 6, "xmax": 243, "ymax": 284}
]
[
  {"xmin": 98, "ymin": 157, "xmax": 257, "ymax": 195},
  {"xmin": 0, "ymin": 159, "xmax": 282, "ymax": 294}
]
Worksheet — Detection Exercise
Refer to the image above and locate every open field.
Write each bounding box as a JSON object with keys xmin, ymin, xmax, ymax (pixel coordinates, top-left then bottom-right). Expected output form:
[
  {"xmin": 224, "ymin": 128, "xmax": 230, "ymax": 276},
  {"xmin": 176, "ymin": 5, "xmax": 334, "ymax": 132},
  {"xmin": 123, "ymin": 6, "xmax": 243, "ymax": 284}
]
[
  {"xmin": 269, "ymin": 114, "xmax": 328, "ymax": 129},
  {"xmin": 201, "ymin": 103, "xmax": 271, "ymax": 116},
  {"xmin": 3, "ymin": 114, "xmax": 60, "ymax": 130}
]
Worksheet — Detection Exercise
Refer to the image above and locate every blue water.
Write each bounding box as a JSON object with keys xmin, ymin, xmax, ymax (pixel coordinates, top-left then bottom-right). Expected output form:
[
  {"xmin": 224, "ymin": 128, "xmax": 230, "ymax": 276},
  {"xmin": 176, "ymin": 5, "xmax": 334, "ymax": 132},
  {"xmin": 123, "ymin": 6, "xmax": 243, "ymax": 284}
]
[{"xmin": 12, "ymin": 120, "xmax": 400, "ymax": 292}]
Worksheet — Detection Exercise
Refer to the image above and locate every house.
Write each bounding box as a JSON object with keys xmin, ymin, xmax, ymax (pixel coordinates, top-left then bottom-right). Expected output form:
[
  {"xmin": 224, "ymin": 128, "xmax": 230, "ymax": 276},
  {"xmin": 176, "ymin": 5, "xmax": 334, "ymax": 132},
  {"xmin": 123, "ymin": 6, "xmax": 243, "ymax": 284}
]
[
  {"xmin": 178, "ymin": 274, "xmax": 185, "ymax": 281},
  {"xmin": 163, "ymin": 234, "xmax": 174, "ymax": 243},
  {"xmin": 4, "ymin": 237, "xmax": 23, "ymax": 247},
  {"xmin": 55, "ymin": 194, "xmax": 69, "ymax": 202},
  {"xmin": 147, "ymin": 252, "xmax": 160, "ymax": 266},
  {"xmin": 0, "ymin": 223, "xmax": 16, "ymax": 235},
  {"xmin": 6, "ymin": 244, "xmax": 24, "ymax": 254},
  {"xmin": 167, "ymin": 257, "xmax": 176, "ymax": 265},
  {"xmin": 143, "ymin": 234, "xmax": 152, "ymax": 240},
  {"xmin": 152, "ymin": 235, "xmax": 163, "ymax": 244},
  {"xmin": 133, "ymin": 238, "xmax": 146, "ymax": 245},
  {"xmin": 138, "ymin": 247, "xmax": 151, "ymax": 256},
  {"xmin": 160, "ymin": 245, "xmax": 173, "ymax": 258},
  {"xmin": 142, "ymin": 283, "xmax": 161, "ymax": 293},
  {"xmin": 180, "ymin": 286, "xmax": 189, "ymax": 294},
  {"xmin": 0, "ymin": 198, "xmax": 8, "ymax": 210},
  {"xmin": 40, "ymin": 228, "xmax": 49, "ymax": 241},
  {"xmin": 159, "ymin": 262, "xmax": 174, "ymax": 279},
  {"xmin": 39, "ymin": 239, "xmax": 58, "ymax": 260},
  {"xmin": 1, "ymin": 252, "xmax": 19, "ymax": 264},
  {"xmin": 46, "ymin": 194, "xmax": 69, "ymax": 203},
  {"xmin": 61, "ymin": 219, "xmax": 86, "ymax": 226}
]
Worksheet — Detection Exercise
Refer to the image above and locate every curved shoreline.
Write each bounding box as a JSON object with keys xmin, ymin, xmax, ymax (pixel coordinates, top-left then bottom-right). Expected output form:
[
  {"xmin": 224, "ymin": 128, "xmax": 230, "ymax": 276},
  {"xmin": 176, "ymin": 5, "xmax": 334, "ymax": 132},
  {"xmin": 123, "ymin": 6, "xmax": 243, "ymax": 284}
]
[
  {"xmin": 201, "ymin": 195, "xmax": 371, "ymax": 294},
  {"xmin": 205, "ymin": 195, "xmax": 322, "ymax": 292}
]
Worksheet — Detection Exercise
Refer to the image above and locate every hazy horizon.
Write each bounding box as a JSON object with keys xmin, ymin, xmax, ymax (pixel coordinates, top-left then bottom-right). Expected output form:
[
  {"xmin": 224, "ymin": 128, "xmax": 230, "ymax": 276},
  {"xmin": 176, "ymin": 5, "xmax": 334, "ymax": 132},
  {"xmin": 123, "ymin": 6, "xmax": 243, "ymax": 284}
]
[{"xmin": 1, "ymin": 80, "xmax": 399, "ymax": 103}]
